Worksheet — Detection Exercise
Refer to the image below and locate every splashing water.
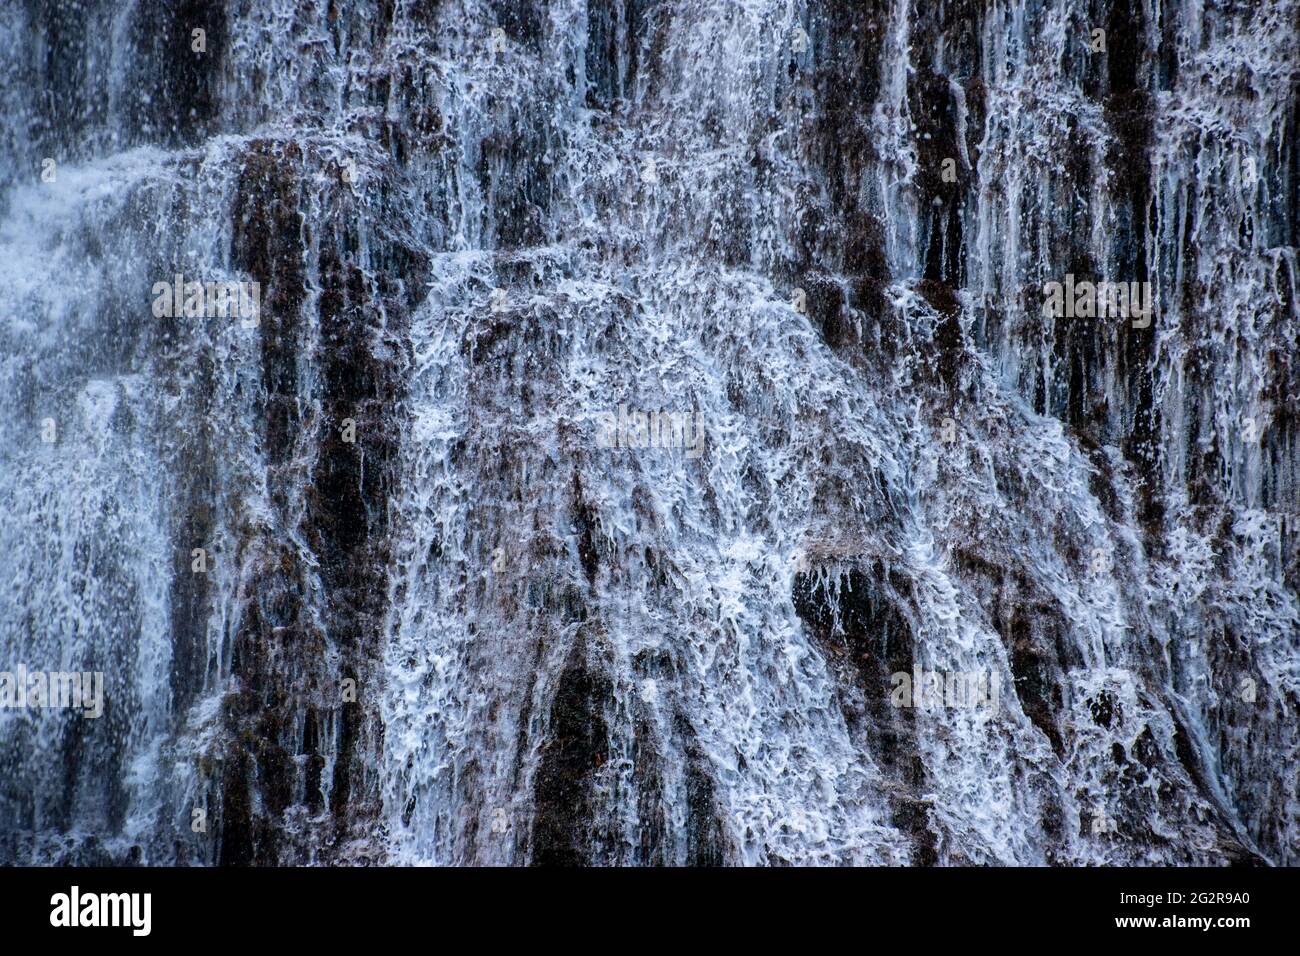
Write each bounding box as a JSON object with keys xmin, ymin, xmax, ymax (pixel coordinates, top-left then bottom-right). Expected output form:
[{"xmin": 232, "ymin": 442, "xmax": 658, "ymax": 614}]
[{"xmin": 0, "ymin": 0, "xmax": 1296, "ymax": 866}]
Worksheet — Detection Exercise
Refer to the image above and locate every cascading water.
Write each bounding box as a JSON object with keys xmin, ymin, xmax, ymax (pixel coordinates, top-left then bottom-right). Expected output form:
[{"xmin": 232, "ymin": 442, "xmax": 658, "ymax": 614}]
[{"xmin": 0, "ymin": 0, "xmax": 1296, "ymax": 866}]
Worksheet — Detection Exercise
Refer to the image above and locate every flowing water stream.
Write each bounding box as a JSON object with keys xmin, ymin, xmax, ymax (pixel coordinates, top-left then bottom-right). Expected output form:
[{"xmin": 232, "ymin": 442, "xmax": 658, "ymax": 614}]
[{"xmin": 0, "ymin": 0, "xmax": 1296, "ymax": 866}]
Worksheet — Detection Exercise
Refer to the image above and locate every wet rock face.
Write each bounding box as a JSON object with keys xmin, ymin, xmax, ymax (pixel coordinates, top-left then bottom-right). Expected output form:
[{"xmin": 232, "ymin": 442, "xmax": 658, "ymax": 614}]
[
  {"xmin": 0, "ymin": 0, "xmax": 1298, "ymax": 867},
  {"xmin": 530, "ymin": 647, "xmax": 612, "ymax": 866},
  {"xmin": 585, "ymin": 0, "xmax": 646, "ymax": 110},
  {"xmin": 793, "ymin": 563, "xmax": 937, "ymax": 864},
  {"xmin": 123, "ymin": 0, "xmax": 227, "ymax": 147}
]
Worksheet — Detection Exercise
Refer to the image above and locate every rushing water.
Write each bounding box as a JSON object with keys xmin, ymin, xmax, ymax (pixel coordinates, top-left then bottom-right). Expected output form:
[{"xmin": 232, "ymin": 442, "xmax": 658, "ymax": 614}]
[{"xmin": 0, "ymin": 0, "xmax": 1296, "ymax": 866}]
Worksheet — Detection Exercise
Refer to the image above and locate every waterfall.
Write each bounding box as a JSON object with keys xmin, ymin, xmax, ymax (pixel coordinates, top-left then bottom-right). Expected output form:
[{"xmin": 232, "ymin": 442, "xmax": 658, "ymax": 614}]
[{"xmin": 0, "ymin": 0, "xmax": 1296, "ymax": 866}]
